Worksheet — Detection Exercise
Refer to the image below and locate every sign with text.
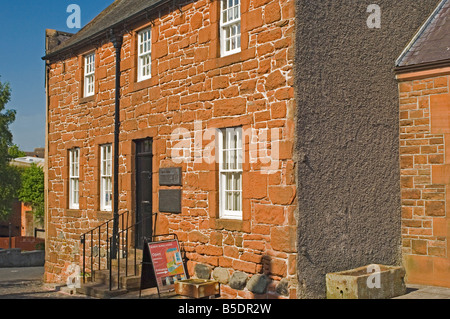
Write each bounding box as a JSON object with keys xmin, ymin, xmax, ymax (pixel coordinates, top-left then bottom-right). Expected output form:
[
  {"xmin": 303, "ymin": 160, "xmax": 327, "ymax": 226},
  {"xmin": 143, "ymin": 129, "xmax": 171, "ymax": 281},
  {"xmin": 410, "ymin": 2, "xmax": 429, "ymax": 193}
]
[
  {"xmin": 147, "ymin": 239, "xmax": 187, "ymax": 292},
  {"xmin": 159, "ymin": 167, "xmax": 182, "ymax": 186}
]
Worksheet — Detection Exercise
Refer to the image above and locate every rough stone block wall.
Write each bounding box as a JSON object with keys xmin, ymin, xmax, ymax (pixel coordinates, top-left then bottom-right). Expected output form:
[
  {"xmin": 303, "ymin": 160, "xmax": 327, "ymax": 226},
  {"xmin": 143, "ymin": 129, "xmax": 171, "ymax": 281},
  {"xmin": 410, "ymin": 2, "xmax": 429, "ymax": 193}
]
[
  {"xmin": 45, "ymin": 0, "xmax": 297, "ymax": 298},
  {"xmin": 399, "ymin": 73, "xmax": 450, "ymax": 288}
]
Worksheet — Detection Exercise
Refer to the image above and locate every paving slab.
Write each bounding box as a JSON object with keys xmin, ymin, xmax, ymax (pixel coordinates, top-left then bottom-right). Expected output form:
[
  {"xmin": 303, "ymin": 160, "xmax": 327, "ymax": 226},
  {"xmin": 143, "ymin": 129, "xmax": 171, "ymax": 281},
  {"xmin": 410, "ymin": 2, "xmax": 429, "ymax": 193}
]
[
  {"xmin": 394, "ymin": 284, "xmax": 450, "ymax": 299},
  {"xmin": 0, "ymin": 266, "xmax": 91, "ymax": 299}
]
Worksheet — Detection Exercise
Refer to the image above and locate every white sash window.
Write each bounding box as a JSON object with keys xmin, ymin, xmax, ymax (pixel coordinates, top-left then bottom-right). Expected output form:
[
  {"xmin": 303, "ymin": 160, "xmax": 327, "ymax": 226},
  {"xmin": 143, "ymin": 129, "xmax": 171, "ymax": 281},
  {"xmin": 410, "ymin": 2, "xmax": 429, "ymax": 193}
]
[
  {"xmin": 218, "ymin": 127, "xmax": 243, "ymax": 220},
  {"xmin": 100, "ymin": 144, "xmax": 112, "ymax": 211},
  {"xmin": 84, "ymin": 53, "xmax": 95, "ymax": 97},
  {"xmin": 138, "ymin": 28, "xmax": 152, "ymax": 81},
  {"xmin": 69, "ymin": 148, "xmax": 80, "ymax": 209},
  {"xmin": 220, "ymin": 0, "xmax": 241, "ymax": 56}
]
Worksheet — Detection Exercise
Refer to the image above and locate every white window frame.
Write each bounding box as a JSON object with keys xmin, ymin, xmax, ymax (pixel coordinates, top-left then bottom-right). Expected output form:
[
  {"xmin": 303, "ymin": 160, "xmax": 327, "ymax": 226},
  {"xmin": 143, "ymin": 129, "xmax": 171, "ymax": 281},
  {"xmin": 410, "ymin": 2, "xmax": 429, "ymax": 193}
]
[
  {"xmin": 220, "ymin": 0, "xmax": 241, "ymax": 57},
  {"xmin": 84, "ymin": 52, "xmax": 95, "ymax": 97},
  {"xmin": 69, "ymin": 148, "xmax": 80, "ymax": 210},
  {"xmin": 100, "ymin": 144, "xmax": 112, "ymax": 211},
  {"xmin": 218, "ymin": 127, "xmax": 243, "ymax": 220},
  {"xmin": 137, "ymin": 28, "xmax": 152, "ymax": 82}
]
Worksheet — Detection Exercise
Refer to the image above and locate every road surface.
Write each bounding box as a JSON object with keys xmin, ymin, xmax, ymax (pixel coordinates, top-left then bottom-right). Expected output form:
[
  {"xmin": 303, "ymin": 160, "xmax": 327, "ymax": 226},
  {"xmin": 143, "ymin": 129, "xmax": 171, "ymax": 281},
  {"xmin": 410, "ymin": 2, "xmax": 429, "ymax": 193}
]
[{"xmin": 0, "ymin": 266, "xmax": 89, "ymax": 299}]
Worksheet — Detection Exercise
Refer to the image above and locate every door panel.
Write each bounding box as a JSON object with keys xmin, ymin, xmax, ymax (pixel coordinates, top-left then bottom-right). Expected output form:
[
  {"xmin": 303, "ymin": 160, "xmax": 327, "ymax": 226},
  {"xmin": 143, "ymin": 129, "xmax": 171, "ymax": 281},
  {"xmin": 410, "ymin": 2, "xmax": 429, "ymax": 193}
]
[{"xmin": 135, "ymin": 139, "xmax": 153, "ymax": 249}]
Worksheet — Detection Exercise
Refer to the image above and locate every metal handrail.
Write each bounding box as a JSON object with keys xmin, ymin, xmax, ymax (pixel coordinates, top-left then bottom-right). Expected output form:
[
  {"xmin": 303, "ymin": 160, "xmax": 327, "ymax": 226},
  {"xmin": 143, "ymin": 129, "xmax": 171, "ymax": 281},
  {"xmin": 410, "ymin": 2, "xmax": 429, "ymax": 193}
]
[
  {"xmin": 107, "ymin": 213, "xmax": 157, "ymax": 291},
  {"xmin": 79, "ymin": 210, "xmax": 159, "ymax": 291},
  {"xmin": 80, "ymin": 211, "xmax": 130, "ymax": 284}
]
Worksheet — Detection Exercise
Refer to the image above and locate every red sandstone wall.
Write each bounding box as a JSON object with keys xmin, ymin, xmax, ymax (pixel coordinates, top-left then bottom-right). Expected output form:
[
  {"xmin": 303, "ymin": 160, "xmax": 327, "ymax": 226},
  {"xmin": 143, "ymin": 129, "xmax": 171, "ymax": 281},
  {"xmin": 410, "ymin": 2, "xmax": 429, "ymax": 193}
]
[{"xmin": 398, "ymin": 72, "xmax": 450, "ymax": 288}]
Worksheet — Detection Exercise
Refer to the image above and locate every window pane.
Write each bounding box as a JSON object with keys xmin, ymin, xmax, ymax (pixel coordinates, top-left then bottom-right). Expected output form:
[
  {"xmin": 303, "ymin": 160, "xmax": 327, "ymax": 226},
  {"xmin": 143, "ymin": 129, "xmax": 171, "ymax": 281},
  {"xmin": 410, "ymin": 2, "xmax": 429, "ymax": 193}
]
[
  {"xmin": 226, "ymin": 191, "xmax": 232, "ymax": 211},
  {"xmin": 107, "ymin": 157, "xmax": 111, "ymax": 176},
  {"xmin": 229, "ymin": 150, "xmax": 236, "ymax": 169},
  {"xmin": 233, "ymin": 173, "xmax": 240, "ymax": 191},
  {"xmin": 73, "ymin": 179, "xmax": 79, "ymax": 204},
  {"xmin": 237, "ymin": 148, "xmax": 242, "ymax": 169},
  {"xmin": 234, "ymin": 192, "xmax": 239, "ymax": 211}
]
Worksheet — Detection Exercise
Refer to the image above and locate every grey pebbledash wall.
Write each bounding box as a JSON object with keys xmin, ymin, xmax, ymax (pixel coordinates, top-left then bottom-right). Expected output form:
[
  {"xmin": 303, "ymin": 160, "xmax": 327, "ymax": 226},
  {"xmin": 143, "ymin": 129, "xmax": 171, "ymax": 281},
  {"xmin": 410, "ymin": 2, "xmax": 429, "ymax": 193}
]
[{"xmin": 294, "ymin": 0, "xmax": 440, "ymax": 298}]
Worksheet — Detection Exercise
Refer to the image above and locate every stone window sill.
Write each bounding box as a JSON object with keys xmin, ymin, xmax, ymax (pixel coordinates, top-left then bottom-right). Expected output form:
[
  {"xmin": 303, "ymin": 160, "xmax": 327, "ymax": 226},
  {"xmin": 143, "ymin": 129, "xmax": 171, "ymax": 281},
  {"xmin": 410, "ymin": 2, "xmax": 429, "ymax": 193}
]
[
  {"xmin": 212, "ymin": 218, "xmax": 250, "ymax": 233},
  {"xmin": 95, "ymin": 211, "xmax": 113, "ymax": 220},
  {"xmin": 79, "ymin": 95, "xmax": 95, "ymax": 104}
]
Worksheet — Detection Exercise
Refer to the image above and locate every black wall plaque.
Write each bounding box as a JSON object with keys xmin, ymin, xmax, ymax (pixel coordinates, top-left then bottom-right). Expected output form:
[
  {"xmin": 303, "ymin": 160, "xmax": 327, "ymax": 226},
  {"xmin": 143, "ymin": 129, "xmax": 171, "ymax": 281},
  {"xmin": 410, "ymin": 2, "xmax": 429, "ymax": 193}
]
[
  {"xmin": 159, "ymin": 167, "xmax": 182, "ymax": 186},
  {"xmin": 159, "ymin": 189, "xmax": 182, "ymax": 213}
]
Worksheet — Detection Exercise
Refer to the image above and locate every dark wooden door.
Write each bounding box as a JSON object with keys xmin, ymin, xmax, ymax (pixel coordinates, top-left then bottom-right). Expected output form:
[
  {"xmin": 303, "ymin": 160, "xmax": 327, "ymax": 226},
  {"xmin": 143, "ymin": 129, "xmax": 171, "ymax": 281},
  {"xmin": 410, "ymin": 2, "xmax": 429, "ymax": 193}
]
[{"xmin": 135, "ymin": 138, "xmax": 153, "ymax": 249}]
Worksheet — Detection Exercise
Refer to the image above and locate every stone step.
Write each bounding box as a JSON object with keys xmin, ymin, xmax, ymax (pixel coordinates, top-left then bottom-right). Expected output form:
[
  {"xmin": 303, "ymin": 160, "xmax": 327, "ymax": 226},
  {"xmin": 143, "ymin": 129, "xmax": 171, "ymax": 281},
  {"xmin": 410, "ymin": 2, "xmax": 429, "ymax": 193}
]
[
  {"xmin": 128, "ymin": 248, "xmax": 143, "ymax": 260},
  {"xmin": 109, "ymin": 258, "xmax": 142, "ymax": 273},
  {"xmin": 93, "ymin": 269, "xmax": 142, "ymax": 291},
  {"xmin": 76, "ymin": 282, "xmax": 128, "ymax": 299},
  {"xmin": 122, "ymin": 275, "xmax": 141, "ymax": 291},
  {"xmin": 77, "ymin": 270, "xmax": 142, "ymax": 298},
  {"xmin": 77, "ymin": 248, "xmax": 144, "ymax": 298}
]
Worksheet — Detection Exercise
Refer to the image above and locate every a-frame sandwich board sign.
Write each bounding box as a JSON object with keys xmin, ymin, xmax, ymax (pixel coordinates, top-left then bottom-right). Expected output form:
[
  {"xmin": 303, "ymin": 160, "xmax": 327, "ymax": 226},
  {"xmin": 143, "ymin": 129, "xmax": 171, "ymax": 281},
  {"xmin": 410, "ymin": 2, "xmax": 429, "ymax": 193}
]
[{"xmin": 139, "ymin": 234, "xmax": 187, "ymax": 298}]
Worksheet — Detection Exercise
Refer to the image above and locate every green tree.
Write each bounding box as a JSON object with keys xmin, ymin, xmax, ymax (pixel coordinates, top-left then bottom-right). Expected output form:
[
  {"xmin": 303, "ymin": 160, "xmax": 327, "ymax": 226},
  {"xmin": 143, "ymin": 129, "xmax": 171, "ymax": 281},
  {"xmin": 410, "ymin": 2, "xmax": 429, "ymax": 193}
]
[
  {"xmin": 0, "ymin": 77, "xmax": 21, "ymax": 221},
  {"xmin": 8, "ymin": 144, "xmax": 26, "ymax": 158},
  {"xmin": 18, "ymin": 164, "xmax": 45, "ymax": 223}
]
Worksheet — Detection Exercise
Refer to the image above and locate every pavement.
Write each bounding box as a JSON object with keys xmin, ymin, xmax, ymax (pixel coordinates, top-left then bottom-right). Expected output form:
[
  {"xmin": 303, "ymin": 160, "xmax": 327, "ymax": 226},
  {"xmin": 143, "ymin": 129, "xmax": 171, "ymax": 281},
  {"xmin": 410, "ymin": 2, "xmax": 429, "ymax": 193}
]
[
  {"xmin": 394, "ymin": 284, "xmax": 450, "ymax": 299},
  {"xmin": 0, "ymin": 266, "xmax": 90, "ymax": 299},
  {"xmin": 0, "ymin": 266, "xmax": 450, "ymax": 299}
]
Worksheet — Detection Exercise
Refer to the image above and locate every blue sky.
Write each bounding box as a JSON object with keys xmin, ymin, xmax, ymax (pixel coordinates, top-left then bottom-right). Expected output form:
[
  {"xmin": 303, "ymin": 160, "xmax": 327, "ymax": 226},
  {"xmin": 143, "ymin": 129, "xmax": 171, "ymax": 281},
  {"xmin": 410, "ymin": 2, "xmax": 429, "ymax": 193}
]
[{"xmin": 0, "ymin": 0, "xmax": 113, "ymax": 152}]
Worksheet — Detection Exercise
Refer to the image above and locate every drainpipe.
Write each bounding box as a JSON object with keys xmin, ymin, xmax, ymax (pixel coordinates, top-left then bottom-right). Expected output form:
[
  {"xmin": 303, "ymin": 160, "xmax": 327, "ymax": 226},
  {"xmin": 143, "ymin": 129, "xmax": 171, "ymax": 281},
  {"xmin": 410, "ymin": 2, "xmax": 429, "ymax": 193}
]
[
  {"xmin": 44, "ymin": 32, "xmax": 51, "ymax": 269},
  {"xmin": 110, "ymin": 31, "xmax": 123, "ymax": 259}
]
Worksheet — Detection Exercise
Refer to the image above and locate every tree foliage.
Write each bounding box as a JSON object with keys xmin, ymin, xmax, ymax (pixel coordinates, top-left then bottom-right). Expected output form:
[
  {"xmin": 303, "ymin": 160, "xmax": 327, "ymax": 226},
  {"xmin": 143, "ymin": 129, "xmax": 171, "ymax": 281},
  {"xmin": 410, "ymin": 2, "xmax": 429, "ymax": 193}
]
[
  {"xmin": 0, "ymin": 77, "xmax": 21, "ymax": 221},
  {"xmin": 8, "ymin": 144, "xmax": 26, "ymax": 158},
  {"xmin": 18, "ymin": 164, "xmax": 45, "ymax": 223}
]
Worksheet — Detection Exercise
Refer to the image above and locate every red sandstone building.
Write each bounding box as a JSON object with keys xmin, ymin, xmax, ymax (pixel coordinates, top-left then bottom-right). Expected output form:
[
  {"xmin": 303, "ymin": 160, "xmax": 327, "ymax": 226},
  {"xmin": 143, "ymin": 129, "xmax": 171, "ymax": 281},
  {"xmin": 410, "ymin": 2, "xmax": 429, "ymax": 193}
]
[
  {"xmin": 43, "ymin": 0, "xmax": 296, "ymax": 298},
  {"xmin": 43, "ymin": 0, "xmax": 448, "ymax": 299},
  {"xmin": 396, "ymin": 0, "xmax": 450, "ymax": 288}
]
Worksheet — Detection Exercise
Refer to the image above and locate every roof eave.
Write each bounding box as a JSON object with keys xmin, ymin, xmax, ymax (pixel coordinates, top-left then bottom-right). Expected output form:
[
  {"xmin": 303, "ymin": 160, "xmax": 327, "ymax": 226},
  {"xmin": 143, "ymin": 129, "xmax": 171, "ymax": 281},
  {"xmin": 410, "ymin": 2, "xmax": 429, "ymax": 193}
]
[
  {"xmin": 42, "ymin": 0, "xmax": 172, "ymax": 61},
  {"xmin": 394, "ymin": 58, "xmax": 450, "ymax": 75}
]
